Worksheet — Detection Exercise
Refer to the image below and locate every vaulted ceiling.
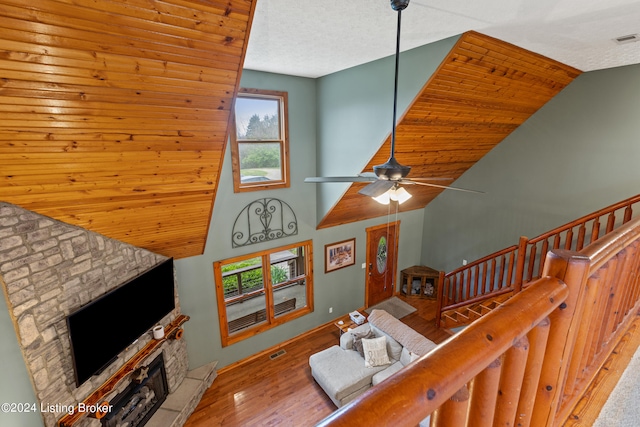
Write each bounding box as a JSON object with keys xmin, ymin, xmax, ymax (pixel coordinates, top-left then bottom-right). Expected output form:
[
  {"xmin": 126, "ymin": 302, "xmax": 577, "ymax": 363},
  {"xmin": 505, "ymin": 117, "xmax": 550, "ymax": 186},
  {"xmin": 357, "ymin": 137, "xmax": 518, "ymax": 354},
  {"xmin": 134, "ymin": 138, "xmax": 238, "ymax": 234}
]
[
  {"xmin": 0, "ymin": 0, "xmax": 255, "ymax": 259},
  {"xmin": 0, "ymin": 1, "xmax": 581, "ymax": 258},
  {"xmin": 316, "ymin": 31, "xmax": 582, "ymax": 228}
]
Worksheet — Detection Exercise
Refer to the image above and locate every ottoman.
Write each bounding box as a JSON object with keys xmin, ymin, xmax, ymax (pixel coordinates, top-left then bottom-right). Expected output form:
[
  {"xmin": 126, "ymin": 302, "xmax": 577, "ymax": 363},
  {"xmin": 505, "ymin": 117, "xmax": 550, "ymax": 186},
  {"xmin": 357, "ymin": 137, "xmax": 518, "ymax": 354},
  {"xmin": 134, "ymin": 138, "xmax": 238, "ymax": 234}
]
[{"xmin": 309, "ymin": 345, "xmax": 386, "ymax": 407}]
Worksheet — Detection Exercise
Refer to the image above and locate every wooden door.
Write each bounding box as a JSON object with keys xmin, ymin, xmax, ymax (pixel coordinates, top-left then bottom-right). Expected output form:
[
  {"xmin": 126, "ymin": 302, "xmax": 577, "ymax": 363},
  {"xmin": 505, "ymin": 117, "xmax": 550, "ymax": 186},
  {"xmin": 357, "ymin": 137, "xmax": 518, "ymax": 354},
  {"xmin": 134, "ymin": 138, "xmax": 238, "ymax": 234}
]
[{"xmin": 365, "ymin": 221, "xmax": 399, "ymax": 307}]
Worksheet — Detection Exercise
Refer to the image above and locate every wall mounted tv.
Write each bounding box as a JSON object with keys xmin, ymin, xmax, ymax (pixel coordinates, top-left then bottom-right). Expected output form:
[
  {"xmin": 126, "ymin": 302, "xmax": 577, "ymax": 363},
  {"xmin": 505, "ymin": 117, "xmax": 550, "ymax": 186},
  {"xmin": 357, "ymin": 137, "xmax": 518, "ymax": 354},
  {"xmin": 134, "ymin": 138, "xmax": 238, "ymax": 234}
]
[{"xmin": 67, "ymin": 258, "xmax": 175, "ymax": 386}]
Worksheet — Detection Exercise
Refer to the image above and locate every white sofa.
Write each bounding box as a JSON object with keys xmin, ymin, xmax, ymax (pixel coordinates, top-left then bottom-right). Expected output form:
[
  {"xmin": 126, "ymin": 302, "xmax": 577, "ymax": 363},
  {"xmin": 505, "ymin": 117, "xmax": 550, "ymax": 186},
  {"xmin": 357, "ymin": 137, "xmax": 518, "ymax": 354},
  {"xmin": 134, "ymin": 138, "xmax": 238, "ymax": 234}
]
[{"xmin": 309, "ymin": 309, "xmax": 437, "ymax": 408}]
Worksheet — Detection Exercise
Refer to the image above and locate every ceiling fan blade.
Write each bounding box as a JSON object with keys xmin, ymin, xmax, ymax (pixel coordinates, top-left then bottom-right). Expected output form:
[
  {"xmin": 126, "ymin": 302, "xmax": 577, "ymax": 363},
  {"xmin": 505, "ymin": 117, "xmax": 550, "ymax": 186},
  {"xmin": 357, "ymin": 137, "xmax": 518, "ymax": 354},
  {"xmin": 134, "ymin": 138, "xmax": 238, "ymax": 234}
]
[
  {"xmin": 404, "ymin": 177, "xmax": 454, "ymax": 182},
  {"xmin": 304, "ymin": 176, "xmax": 376, "ymax": 183},
  {"xmin": 358, "ymin": 180, "xmax": 395, "ymax": 197},
  {"xmin": 411, "ymin": 180, "xmax": 484, "ymax": 194}
]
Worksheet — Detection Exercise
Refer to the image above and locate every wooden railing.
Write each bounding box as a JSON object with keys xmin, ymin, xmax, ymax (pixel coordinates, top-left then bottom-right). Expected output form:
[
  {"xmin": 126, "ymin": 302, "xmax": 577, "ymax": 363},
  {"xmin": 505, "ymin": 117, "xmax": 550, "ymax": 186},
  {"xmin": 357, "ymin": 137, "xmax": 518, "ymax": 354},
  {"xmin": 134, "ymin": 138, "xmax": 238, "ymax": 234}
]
[
  {"xmin": 552, "ymin": 216, "xmax": 640, "ymax": 423},
  {"xmin": 437, "ymin": 193, "xmax": 640, "ymax": 326},
  {"xmin": 318, "ymin": 216, "xmax": 640, "ymax": 427}
]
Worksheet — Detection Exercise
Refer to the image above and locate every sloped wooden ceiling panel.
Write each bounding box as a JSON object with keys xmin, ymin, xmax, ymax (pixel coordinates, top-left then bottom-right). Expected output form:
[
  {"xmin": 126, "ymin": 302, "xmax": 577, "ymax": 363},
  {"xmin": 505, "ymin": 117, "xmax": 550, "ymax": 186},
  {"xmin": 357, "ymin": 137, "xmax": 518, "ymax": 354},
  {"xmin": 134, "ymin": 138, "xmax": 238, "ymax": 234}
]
[
  {"xmin": 0, "ymin": 0, "xmax": 255, "ymax": 258},
  {"xmin": 317, "ymin": 31, "xmax": 582, "ymax": 229}
]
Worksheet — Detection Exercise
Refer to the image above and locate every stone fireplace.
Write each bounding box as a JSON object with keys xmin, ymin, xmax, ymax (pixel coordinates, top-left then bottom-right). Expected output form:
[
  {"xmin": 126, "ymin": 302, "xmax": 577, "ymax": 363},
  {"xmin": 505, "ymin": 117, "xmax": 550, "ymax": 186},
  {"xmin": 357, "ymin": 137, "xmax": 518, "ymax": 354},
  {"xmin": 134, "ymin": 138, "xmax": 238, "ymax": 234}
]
[
  {"xmin": 0, "ymin": 202, "xmax": 215, "ymax": 427},
  {"xmin": 102, "ymin": 354, "xmax": 168, "ymax": 427}
]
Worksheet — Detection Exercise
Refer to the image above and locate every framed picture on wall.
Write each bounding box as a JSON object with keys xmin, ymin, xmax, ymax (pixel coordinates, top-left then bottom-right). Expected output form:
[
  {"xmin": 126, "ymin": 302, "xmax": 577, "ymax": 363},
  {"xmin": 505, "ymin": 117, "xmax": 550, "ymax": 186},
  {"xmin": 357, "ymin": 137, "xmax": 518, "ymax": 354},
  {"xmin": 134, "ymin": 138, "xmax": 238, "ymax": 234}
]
[{"xmin": 325, "ymin": 238, "xmax": 356, "ymax": 273}]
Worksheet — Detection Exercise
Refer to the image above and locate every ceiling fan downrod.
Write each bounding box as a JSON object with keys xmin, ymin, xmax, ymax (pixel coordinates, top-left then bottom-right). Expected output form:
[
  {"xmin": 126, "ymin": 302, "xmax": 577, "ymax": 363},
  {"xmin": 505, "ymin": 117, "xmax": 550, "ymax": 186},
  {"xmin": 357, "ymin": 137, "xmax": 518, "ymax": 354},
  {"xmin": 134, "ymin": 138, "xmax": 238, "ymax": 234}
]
[
  {"xmin": 304, "ymin": 0, "xmax": 482, "ymax": 198},
  {"xmin": 373, "ymin": 0, "xmax": 411, "ymax": 181}
]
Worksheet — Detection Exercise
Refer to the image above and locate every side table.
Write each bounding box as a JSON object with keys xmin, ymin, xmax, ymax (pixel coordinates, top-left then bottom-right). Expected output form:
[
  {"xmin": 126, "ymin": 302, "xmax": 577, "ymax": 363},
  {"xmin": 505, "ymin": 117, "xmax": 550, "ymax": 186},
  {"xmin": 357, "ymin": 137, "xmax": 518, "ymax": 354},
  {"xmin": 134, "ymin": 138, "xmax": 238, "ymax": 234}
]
[{"xmin": 333, "ymin": 311, "xmax": 368, "ymax": 335}]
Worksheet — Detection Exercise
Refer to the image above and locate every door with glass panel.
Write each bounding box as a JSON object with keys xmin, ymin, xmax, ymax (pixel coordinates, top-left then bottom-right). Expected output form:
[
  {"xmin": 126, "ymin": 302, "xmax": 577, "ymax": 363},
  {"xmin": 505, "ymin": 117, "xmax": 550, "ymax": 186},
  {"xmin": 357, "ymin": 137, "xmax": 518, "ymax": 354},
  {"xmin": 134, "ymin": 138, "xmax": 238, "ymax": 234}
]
[{"xmin": 365, "ymin": 222, "xmax": 399, "ymax": 307}]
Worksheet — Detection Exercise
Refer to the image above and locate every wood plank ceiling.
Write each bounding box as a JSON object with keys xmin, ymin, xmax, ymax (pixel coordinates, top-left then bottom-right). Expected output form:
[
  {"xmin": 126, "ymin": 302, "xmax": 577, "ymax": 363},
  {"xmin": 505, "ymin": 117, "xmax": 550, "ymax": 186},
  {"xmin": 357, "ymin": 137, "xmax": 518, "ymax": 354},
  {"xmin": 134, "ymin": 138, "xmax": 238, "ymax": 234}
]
[
  {"xmin": 0, "ymin": 4, "xmax": 581, "ymax": 258},
  {"xmin": 317, "ymin": 31, "xmax": 582, "ymax": 229},
  {"xmin": 0, "ymin": 0, "xmax": 255, "ymax": 259}
]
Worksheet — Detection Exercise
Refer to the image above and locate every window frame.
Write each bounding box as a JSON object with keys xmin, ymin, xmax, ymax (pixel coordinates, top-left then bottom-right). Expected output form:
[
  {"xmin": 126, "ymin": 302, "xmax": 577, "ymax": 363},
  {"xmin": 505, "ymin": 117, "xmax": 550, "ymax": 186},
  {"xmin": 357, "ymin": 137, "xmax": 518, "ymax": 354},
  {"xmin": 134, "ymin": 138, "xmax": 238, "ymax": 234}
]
[
  {"xmin": 230, "ymin": 88, "xmax": 290, "ymax": 192},
  {"xmin": 213, "ymin": 240, "xmax": 313, "ymax": 347}
]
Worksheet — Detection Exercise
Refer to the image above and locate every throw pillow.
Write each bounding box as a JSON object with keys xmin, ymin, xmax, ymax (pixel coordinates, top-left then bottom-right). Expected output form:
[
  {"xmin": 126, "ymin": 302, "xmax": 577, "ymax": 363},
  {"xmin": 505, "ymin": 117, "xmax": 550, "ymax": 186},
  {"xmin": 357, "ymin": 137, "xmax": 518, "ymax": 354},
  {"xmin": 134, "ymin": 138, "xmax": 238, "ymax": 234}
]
[
  {"xmin": 362, "ymin": 336, "xmax": 391, "ymax": 368},
  {"xmin": 352, "ymin": 330, "xmax": 375, "ymax": 357},
  {"xmin": 370, "ymin": 324, "xmax": 403, "ymax": 361}
]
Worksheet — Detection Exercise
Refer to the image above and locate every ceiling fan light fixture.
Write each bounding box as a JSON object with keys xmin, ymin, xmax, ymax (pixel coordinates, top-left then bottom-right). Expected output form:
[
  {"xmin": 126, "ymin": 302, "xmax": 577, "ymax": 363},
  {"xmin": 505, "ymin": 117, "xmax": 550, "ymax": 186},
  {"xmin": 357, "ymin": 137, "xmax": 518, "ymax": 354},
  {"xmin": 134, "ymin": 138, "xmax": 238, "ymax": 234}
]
[
  {"xmin": 372, "ymin": 185, "xmax": 412, "ymax": 205},
  {"xmin": 372, "ymin": 192, "xmax": 391, "ymax": 205},
  {"xmin": 391, "ymin": 186, "xmax": 412, "ymax": 203}
]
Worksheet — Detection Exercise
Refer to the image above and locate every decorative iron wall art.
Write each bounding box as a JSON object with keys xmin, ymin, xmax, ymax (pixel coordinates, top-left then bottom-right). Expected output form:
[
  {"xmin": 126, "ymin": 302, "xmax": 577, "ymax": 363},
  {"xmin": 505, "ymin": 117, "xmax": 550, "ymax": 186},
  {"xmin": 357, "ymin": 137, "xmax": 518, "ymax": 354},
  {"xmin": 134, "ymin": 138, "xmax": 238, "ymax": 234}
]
[{"xmin": 232, "ymin": 198, "xmax": 298, "ymax": 248}]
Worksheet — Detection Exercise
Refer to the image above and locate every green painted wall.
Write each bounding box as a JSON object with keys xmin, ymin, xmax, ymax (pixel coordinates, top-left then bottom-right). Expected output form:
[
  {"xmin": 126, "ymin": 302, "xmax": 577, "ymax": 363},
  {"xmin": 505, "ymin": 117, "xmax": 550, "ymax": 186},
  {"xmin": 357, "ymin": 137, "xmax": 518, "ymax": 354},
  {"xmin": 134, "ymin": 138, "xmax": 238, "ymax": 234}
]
[
  {"xmin": 175, "ymin": 70, "xmax": 427, "ymax": 370},
  {"xmin": 0, "ymin": 291, "xmax": 42, "ymax": 426},
  {"xmin": 421, "ymin": 63, "xmax": 640, "ymax": 272},
  {"xmin": 315, "ymin": 36, "xmax": 460, "ymax": 218},
  {"xmin": 3, "ymin": 43, "xmax": 640, "ymax": 426}
]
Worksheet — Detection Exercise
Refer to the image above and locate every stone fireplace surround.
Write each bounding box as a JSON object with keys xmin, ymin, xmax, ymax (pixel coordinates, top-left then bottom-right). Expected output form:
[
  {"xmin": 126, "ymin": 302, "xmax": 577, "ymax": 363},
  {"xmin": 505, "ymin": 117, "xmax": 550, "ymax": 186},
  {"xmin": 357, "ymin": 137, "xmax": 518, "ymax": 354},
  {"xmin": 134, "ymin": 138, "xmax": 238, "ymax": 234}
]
[
  {"xmin": 103, "ymin": 353, "xmax": 168, "ymax": 427},
  {"xmin": 0, "ymin": 203, "xmax": 216, "ymax": 427}
]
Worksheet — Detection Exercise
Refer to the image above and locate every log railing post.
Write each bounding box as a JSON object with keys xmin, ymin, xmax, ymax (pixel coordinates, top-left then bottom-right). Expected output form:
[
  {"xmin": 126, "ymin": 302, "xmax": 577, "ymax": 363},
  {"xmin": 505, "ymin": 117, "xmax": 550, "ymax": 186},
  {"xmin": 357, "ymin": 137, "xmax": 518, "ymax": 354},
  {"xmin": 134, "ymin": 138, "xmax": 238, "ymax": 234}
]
[
  {"xmin": 431, "ymin": 385, "xmax": 469, "ymax": 427},
  {"xmin": 468, "ymin": 359, "xmax": 502, "ymax": 427},
  {"xmin": 318, "ymin": 278, "xmax": 568, "ymax": 427},
  {"xmin": 514, "ymin": 236, "xmax": 529, "ymax": 293},
  {"xmin": 494, "ymin": 336, "xmax": 530, "ymax": 426},
  {"xmin": 516, "ymin": 317, "xmax": 551, "ymax": 427},
  {"xmin": 435, "ymin": 270, "xmax": 445, "ymax": 328},
  {"xmin": 530, "ymin": 249, "xmax": 591, "ymax": 427}
]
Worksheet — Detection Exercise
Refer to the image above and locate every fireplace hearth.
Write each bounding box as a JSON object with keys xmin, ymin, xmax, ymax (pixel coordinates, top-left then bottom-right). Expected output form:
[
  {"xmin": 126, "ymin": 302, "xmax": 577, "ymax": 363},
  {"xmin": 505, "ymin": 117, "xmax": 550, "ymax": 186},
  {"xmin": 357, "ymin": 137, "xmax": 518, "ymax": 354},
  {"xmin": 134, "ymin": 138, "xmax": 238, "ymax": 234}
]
[{"xmin": 102, "ymin": 354, "xmax": 168, "ymax": 427}]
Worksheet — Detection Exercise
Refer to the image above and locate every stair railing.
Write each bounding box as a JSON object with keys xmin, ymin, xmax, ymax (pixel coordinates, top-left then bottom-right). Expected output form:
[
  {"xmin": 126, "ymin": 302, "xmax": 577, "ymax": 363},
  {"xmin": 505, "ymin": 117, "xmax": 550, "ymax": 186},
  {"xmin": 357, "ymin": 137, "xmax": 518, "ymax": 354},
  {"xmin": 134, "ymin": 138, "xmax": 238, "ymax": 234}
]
[
  {"xmin": 319, "ymin": 215, "xmax": 640, "ymax": 427},
  {"xmin": 437, "ymin": 193, "xmax": 640, "ymax": 327}
]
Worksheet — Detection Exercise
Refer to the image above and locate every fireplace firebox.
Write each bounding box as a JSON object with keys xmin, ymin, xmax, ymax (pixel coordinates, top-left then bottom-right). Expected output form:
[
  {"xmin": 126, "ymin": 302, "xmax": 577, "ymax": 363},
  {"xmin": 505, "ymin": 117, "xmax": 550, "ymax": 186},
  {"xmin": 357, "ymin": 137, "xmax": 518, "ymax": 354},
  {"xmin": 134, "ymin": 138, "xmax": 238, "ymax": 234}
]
[{"xmin": 102, "ymin": 354, "xmax": 168, "ymax": 427}]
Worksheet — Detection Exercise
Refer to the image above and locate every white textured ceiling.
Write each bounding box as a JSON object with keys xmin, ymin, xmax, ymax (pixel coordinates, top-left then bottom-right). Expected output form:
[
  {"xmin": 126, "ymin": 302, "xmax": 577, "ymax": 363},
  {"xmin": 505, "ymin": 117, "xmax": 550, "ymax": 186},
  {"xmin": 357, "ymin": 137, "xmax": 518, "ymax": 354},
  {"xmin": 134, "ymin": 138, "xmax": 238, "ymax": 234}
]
[{"xmin": 244, "ymin": 0, "xmax": 640, "ymax": 78}]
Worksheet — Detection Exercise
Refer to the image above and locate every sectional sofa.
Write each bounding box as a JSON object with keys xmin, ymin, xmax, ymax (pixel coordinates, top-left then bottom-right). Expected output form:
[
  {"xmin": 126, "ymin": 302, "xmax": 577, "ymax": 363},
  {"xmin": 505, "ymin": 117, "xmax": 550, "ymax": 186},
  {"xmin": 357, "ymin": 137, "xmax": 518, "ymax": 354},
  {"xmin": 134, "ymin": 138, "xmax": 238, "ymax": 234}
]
[{"xmin": 309, "ymin": 309, "xmax": 438, "ymax": 408}]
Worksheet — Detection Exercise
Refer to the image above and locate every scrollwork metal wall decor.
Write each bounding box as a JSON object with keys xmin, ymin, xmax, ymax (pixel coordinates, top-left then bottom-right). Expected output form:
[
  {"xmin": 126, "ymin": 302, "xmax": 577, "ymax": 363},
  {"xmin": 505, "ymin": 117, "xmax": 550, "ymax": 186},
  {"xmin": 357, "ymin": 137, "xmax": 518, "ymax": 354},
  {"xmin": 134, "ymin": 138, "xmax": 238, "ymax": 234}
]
[{"xmin": 232, "ymin": 198, "xmax": 298, "ymax": 247}]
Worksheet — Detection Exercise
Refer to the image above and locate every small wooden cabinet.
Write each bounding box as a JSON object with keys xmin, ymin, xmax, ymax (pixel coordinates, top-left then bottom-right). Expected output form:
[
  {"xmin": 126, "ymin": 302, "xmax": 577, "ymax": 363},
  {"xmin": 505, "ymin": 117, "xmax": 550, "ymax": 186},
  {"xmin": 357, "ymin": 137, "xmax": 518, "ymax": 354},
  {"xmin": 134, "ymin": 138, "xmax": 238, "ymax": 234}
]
[{"xmin": 400, "ymin": 265, "xmax": 440, "ymax": 299}]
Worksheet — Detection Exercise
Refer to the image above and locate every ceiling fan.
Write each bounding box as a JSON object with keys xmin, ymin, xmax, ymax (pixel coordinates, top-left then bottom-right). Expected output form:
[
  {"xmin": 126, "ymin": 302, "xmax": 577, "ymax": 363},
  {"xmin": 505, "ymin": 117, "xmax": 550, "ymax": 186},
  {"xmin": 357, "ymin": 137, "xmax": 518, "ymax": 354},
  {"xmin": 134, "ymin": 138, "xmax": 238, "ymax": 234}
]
[{"xmin": 304, "ymin": 0, "xmax": 481, "ymax": 204}]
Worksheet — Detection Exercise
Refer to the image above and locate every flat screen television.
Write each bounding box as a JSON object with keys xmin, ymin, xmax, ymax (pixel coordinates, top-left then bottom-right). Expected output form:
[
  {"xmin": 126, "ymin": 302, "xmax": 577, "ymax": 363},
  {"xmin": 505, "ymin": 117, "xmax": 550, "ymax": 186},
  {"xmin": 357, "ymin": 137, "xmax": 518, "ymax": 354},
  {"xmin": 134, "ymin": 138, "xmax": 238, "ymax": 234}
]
[{"xmin": 67, "ymin": 258, "xmax": 175, "ymax": 386}]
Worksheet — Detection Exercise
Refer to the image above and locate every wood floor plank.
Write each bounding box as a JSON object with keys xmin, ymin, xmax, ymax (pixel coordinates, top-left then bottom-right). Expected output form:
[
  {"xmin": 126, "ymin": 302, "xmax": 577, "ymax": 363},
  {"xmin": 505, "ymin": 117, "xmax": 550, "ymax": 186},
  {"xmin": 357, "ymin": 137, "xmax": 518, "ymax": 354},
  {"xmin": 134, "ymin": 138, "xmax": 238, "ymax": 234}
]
[
  {"xmin": 184, "ymin": 296, "xmax": 449, "ymax": 426},
  {"xmin": 185, "ymin": 297, "xmax": 637, "ymax": 426}
]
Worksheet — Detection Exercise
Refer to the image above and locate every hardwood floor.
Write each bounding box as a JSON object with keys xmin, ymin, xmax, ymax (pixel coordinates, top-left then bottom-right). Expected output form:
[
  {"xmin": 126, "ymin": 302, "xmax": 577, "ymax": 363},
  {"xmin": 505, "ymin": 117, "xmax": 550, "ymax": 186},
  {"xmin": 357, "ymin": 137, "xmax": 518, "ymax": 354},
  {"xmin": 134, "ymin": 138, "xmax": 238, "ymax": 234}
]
[{"xmin": 184, "ymin": 296, "xmax": 449, "ymax": 427}]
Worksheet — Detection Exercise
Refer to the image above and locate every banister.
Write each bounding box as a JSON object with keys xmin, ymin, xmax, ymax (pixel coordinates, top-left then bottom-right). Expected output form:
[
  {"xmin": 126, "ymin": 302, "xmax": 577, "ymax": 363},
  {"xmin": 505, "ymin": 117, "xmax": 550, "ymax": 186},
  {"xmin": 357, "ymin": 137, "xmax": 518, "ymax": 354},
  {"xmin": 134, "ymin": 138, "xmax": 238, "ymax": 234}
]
[
  {"xmin": 317, "ymin": 276, "xmax": 568, "ymax": 427},
  {"xmin": 529, "ymin": 193, "xmax": 640, "ymax": 244},
  {"xmin": 532, "ymin": 249, "xmax": 592, "ymax": 427},
  {"xmin": 581, "ymin": 216, "xmax": 640, "ymax": 272},
  {"xmin": 437, "ymin": 193, "xmax": 640, "ymax": 325},
  {"xmin": 551, "ymin": 215, "xmax": 640, "ymax": 424},
  {"xmin": 439, "ymin": 245, "xmax": 519, "ymax": 313},
  {"xmin": 322, "ymin": 214, "xmax": 640, "ymax": 427},
  {"xmin": 445, "ymin": 244, "xmax": 519, "ymax": 276}
]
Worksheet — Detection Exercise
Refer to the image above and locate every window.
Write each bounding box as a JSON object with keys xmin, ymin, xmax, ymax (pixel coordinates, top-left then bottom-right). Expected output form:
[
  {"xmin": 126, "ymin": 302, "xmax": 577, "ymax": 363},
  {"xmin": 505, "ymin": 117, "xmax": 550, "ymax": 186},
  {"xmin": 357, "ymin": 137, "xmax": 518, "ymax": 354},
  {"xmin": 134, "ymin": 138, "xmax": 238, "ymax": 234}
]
[
  {"xmin": 213, "ymin": 240, "xmax": 313, "ymax": 346},
  {"xmin": 230, "ymin": 88, "xmax": 290, "ymax": 192}
]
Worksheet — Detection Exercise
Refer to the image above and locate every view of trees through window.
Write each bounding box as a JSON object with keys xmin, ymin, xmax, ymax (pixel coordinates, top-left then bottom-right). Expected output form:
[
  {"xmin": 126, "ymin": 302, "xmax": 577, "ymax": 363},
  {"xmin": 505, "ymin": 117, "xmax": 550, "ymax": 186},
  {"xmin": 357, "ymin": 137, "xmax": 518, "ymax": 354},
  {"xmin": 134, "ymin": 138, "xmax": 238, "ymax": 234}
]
[
  {"xmin": 221, "ymin": 254, "xmax": 290, "ymax": 299},
  {"xmin": 238, "ymin": 112, "xmax": 279, "ymax": 139},
  {"xmin": 238, "ymin": 142, "xmax": 281, "ymax": 172},
  {"xmin": 213, "ymin": 241, "xmax": 313, "ymax": 346},
  {"xmin": 230, "ymin": 89, "xmax": 289, "ymax": 191}
]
